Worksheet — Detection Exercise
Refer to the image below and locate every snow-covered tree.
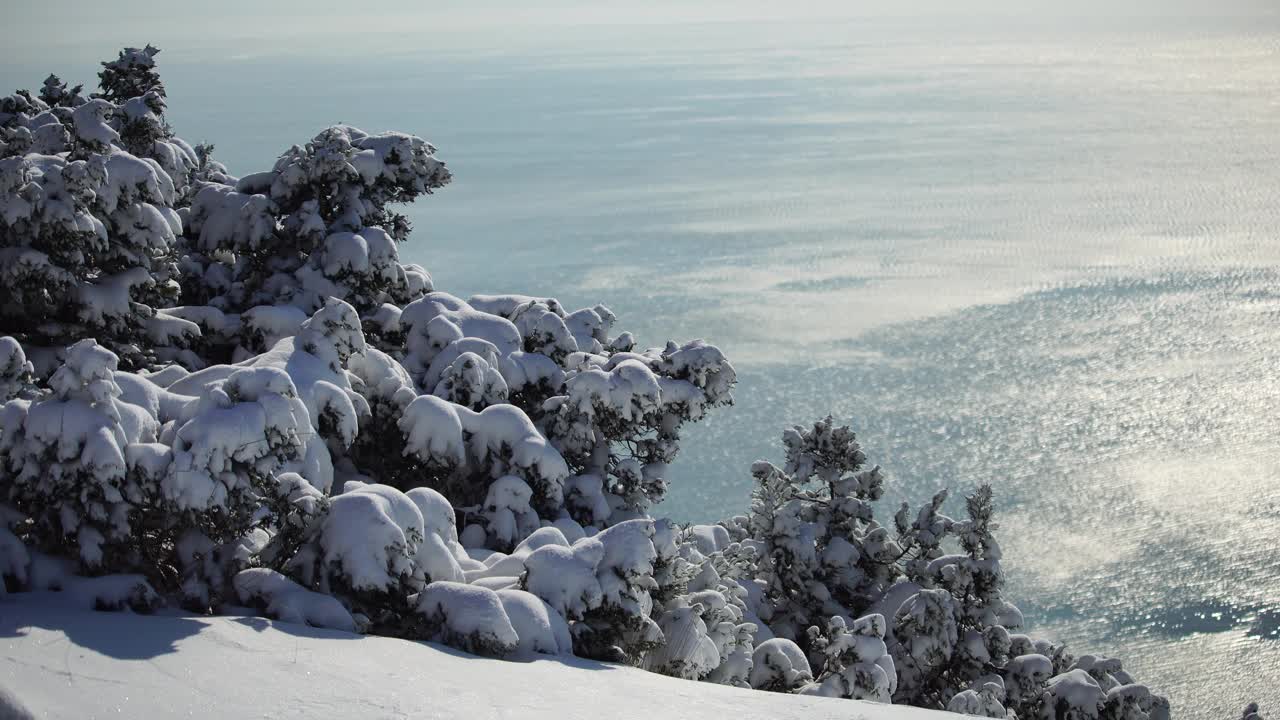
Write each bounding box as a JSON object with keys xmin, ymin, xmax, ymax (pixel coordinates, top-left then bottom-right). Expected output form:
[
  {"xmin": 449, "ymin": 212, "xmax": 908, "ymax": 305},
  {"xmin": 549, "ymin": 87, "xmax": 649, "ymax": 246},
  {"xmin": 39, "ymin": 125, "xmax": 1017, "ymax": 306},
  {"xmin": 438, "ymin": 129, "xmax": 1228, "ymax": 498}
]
[
  {"xmin": 178, "ymin": 124, "xmax": 450, "ymax": 338},
  {"xmin": 233, "ymin": 566, "xmax": 355, "ymax": 632},
  {"xmin": 302, "ymin": 482, "xmax": 424, "ymax": 628},
  {"xmin": 733, "ymin": 416, "xmax": 1171, "ymax": 713},
  {"xmin": 742, "ymin": 417, "xmax": 898, "ymax": 647},
  {"xmin": 343, "ymin": 344, "xmax": 419, "ymax": 486},
  {"xmin": 800, "ymin": 613, "xmax": 897, "ymax": 702},
  {"xmin": 433, "ymin": 351, "xmax": 507, "ymax": 410},
  {"xmin": 541, "ymin": 339, "xmax": 736, "ymax": 522},
  {"xmin": 0, "ymin": 65, "xmax": 192, "ymax": 369},
  {"xmin": 1, "ymin": 340, "xmax": 151, "ymax": 570},
  {"xmin": 521, "ymin": 518, "xmax": 663, "ymax": 662},
  {"xmin": 750, "ymin": 638, "xmax": 813, "ymax": 692},
  {"xmin": 39, "ymin": 75, "xmax": 84, "ymax": 109},
  {"xmin": 412, "ymin": 581, "xmax": 519, "ymax": 657},
  {"xmin": 497, "ymin": 587, "xmax": 574, "ymax": 656},
  {"xmin": 0, "ymin": 338, "xmax": 36, "ymax": 402},
  {"xmin": 95, "ymin": 46, "xmax": 164, "ymax": 104},
  {"xmin": 642, "ymin": 521, "xmax": 759, "ymax": 686},
  {"xmin": 396, "ymin": 392, "xmax": 569, "ymax": 547},
  {"xmin": 166, "ymin": 367, "xmax": 310, "ymax": 538}
]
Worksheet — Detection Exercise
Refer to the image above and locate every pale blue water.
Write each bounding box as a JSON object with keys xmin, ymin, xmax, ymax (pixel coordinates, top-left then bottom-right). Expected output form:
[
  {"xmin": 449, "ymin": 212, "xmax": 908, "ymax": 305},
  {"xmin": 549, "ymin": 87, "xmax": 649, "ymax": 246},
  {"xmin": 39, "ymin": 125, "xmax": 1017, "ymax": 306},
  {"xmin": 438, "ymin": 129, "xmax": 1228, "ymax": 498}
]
[{"xmin": 6, "ymin": 14, "xmax": 1280, "ymax": 716}]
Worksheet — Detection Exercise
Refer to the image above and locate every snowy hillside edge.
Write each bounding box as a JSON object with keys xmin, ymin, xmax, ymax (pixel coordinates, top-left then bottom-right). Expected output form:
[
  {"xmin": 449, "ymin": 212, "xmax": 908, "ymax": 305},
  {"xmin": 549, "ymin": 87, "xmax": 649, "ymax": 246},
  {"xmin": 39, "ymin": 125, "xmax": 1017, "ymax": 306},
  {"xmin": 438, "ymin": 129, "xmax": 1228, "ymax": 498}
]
[{"xmin": 2, "ymin": 593, "xmax": 955, "ymax": 720}]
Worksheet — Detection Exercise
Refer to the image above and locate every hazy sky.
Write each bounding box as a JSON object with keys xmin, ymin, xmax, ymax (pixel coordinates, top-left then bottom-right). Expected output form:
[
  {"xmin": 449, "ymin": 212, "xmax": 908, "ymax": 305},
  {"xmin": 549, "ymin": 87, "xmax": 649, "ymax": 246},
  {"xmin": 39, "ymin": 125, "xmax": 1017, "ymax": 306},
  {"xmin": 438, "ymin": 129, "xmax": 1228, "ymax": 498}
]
[{"xmin": 9, "ymin": 0, "xmax": 1278, "ymax": 61}]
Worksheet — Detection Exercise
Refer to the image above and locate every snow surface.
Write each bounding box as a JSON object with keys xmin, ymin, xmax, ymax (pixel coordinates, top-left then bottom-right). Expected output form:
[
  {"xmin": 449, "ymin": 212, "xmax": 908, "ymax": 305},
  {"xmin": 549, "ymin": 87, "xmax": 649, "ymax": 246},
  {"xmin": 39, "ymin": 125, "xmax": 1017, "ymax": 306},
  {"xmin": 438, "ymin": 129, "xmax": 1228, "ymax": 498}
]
[{"xmin": 0, "ymin": 595, "xmax": 952, "ymax": 720}]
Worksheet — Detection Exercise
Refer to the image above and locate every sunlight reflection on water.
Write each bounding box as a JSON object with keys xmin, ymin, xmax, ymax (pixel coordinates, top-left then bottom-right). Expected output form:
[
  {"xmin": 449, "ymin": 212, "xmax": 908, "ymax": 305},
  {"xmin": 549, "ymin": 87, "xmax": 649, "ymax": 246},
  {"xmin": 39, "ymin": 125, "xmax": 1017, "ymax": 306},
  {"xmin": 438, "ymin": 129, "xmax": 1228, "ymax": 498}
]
[{"xmin": 410, "ymin": 28, "xmax": 1280, "ymax": 716}]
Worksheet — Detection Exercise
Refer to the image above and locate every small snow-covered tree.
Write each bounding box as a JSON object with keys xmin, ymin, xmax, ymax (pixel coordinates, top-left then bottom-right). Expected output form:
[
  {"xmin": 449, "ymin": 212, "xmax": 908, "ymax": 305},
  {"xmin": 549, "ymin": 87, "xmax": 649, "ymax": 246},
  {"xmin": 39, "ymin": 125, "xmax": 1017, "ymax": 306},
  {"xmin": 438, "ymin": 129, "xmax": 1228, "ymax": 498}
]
[
  {"xmin": 744, "ymin": 417, "xmax": 898, "ymax": 648},
  {"xmin": 296, "ymin": 482, "xmax": 424, "ymax": 629},
  {"xmin": 573, "ymin": 519, "xmax": 665, "ymax": 662},
  {"xmin": 520, "ymin": 518, "xmax": 663, "ymax": 662},
  {"xmin": 888, "ymin": 485, "xmax": 1024, "ymax": 705},
  {"xmin": 645, "ymin": 600, "xmax": 722, "ymax": 679},
  {"xmin": 178, "ymin": 124, "xmax": 450, "ymax": 340},
  {"xmin": 95, "ymin": 46, "xmax": 164, "ymax": 104},
  {"xmin": 734, "ymin": 416, "xmax": 1171, "ymax": 712},
  {"xmin": 255, "ymin": 471, "xmax": 328, "ymax": 573},
  {"xmin": 343, "ymin": 345, "xmax": 419, "ymax": 487},
  {"xmin": 1100, "ymin": 682, "xmax": 1170, "ymax": 720},
  {"xmin": 541, "ymin": 339, "xmax": 736, "ymax": 522},
  {"xmin": 165, "ymin": 297, "xmax": 369, "ymax": 493},
  {"xmin": 497, "ymin": 587, "xmax": 574, "ymax": 656},
  {"xmin": 39, "ymin": 75, "xmax": 85, "ymax": 109},
  {"xmin": 163, "ymin": 365, "xmax": 318, "ymax": 606},
  {"xmin": 0, "ymin": 340, "xmax": 158, "ymax": 570},
  {"xmin": 750, "ymin": 638, "xmax": 814, "ymax": 692},
  {"xmin": 412, "ymin": 581, "xmax": 519, "ymax": 657},
  {"xmin": 800, "ymin": 613, "xmax": 897, "ymax": 702},
  {"xmin": 643, "ymin": 522, "xmax": 759, "ymax": 686},
  {"xmin": 0, "ymin": 338, "xmax": 36, "ymax": 402},
  {"xmin": 947, "ymin": 681, "xmax": 1008, "ymax": 718},
  {"xmin": 166, "ymin": 367, "xmax": 309, "ymax": 541},
  {"xmin": 0, "ymin": 68, "xmax": 191, "ymax": 369},
  {"xmin": 891, "ymin": 588, "xmax": 961, "ymax": 702},
  {"xmin": 233, "ymin": 566, "xmax": 355, "ymax": 632},
  {"xmin": 989, "ymin": 652, "xmax": 1170, "ymax": 720},
  {"xmin": 432, "ymin": 351, "xmax": 507, "ymax": 410}
]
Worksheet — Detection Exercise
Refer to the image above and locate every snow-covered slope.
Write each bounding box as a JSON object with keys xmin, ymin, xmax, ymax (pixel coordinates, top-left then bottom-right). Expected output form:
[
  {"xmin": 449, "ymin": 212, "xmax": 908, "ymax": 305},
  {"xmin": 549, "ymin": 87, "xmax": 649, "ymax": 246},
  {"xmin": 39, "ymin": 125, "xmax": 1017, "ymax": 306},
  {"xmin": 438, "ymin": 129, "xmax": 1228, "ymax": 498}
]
[{"xmin": 0, "ymin": 594, "xmax": 947, "ymax": 720}]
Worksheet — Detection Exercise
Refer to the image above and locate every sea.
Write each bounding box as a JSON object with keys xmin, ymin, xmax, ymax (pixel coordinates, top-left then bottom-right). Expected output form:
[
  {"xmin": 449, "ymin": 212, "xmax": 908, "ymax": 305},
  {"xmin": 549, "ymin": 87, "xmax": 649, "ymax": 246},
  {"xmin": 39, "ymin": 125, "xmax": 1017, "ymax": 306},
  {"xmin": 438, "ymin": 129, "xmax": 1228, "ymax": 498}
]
[{"xmin": 4, "ymin": 11, "xmax": 1279, "ymax": 716}]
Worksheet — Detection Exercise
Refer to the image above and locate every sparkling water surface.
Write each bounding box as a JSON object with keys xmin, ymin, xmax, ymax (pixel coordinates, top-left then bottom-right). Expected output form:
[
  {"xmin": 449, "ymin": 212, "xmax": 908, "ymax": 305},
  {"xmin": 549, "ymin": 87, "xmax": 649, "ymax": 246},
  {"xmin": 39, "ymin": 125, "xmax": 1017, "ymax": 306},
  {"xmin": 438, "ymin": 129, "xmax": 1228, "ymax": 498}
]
[{"xmin": 6, "ymin": 15, "xmax": 1279, "ymax": 716}]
